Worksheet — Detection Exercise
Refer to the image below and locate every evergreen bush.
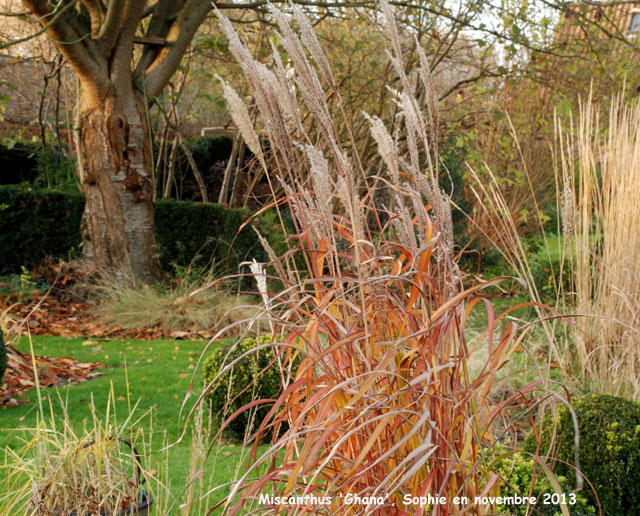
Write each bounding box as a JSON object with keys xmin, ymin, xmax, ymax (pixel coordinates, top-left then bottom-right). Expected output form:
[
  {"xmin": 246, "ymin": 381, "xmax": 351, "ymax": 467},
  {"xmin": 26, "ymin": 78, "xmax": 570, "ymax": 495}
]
[
  {"xmin": 0, "ymin": 186, "xmax": 84, "ymax": 274},
  {"xmin": 524, "ymin": 394, "xmax": 640, "ymax": 516},
  {"xmin": 203, "ymin": 336, "xmax": 293, "ymax": 436},
  {"xmin": 494, "ymin": 451, "xmax": 595, "ymax": 516}
]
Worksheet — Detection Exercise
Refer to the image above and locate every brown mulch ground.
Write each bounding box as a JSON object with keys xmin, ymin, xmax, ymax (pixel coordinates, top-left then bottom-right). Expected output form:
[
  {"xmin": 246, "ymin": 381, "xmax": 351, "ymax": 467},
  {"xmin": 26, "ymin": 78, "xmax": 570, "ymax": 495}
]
[{"xmin": 4, "ymin": 295, "xmax": 217, "ymax": 341}]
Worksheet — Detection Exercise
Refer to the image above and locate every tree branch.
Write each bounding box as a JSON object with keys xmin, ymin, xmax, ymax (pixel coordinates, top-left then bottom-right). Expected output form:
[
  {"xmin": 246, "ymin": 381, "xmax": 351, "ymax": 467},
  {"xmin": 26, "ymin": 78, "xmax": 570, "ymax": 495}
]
[
  {"xmin": 80, "ymin": 0, "xmax": 104, "ymax": 37},
  {"xmin": 143, "ymin": 0, "xmax": 212, "ymax": 97},
  {"xmin": 133, "ymin": 0, "xmax": 175, "ymax": 80},
  {"xmin": 97, "ymin": 0, "xmax": 125, "ymax": 53},
  {"xmin": 20, "ymin": 0, "xmax": 109, "ymax": 96},
  {"xmin": 111, "ymin": 0, "xmax": 148, "ymax": 85}
]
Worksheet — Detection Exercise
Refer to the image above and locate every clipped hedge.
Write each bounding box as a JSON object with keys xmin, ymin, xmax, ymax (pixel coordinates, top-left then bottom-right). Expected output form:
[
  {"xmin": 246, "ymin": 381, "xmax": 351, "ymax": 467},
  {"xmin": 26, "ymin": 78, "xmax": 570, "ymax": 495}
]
[
  {"xmin": 0, "ymin": 186, "xmax": 84, "ymax": 274},
  {"xmin": 524, "ymin": 394, "xmax": 640, "ymax": 516},
  {"xmin": 156, "ymin": 199, "xmax": 270, "ymax": 277},
  {"xmin": 0, "ymin": 186, "xmax": 287, "ymax": 279}
]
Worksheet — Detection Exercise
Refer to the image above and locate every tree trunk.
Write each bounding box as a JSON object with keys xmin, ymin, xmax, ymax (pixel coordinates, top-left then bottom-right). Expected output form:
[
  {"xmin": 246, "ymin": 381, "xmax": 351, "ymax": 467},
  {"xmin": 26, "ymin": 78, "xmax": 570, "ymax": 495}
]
[{"xmin": 78, "ymin": 87, "xmax": 160, "ymax": 281}]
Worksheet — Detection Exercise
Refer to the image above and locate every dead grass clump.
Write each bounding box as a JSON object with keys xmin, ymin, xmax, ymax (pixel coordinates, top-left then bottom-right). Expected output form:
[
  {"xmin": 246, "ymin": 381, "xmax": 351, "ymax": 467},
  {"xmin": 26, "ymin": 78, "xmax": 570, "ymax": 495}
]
[
  {"xmin": 557, "ymin": 96, "xmax": 640, "ymax": 399},
  {"xmin": 94, "ymin": 269, "xmax": 257, "ymax": 333}
]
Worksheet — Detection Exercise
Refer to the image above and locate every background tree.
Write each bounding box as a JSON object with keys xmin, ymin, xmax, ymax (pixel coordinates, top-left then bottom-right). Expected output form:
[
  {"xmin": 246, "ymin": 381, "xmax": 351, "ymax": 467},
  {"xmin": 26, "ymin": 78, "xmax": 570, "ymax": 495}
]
[
  {"xmin": 6, "ymin": 0, "xmax": 634, "ymax": 280},
  {"xmin": 13, "ymin": 0, "xmax": 221, "ymax": 280},
  {"xmin": 3, "ymin": 0, "xmax": 498, "ymax": 280}
]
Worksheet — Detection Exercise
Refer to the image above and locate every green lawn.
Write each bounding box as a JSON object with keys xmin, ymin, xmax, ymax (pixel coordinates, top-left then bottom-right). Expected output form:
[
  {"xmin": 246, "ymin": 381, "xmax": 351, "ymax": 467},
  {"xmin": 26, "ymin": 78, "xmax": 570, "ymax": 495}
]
[{"xmin": 0, "ymin": 335, "xmax": 256, "ymax": 514}]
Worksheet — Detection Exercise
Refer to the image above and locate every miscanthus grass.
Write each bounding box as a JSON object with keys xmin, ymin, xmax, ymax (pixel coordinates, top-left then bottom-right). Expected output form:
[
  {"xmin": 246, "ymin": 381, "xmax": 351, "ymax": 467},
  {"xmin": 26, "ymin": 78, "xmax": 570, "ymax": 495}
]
[{"xmin": 179, "ymin": 3, "xmax": 559, "ymax": 514}]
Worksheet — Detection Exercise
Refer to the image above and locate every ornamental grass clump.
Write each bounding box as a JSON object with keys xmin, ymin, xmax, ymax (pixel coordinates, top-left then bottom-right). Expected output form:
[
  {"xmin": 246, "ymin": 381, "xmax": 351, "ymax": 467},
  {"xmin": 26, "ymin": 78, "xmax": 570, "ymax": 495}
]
[
  {"xmin": 94, "ymin": 265, "xmax": 257, "ymax": 334},
  {"xmin": 557, "ymin": 97, "xmax": 640, "ymax": 399},
  {"xmin": 1, "ymin": 389, "xmax": 152, "ymax": 516},
  {"xmin": 187, "ymin": 3, "xmax": 550, "ymax": 514},
  {"xmin": 470, "ymin": 97, "xmax": 640, "ymax": 399}
]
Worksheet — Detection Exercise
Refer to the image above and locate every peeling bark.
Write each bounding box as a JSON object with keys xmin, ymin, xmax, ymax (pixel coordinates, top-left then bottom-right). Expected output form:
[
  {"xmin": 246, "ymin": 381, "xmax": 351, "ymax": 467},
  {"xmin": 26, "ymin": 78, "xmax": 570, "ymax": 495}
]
[
  {"xmin": 79, "ymin": 90, "xmax": 160, "ymax": 281},
  {"xmin": 20, "ymin": 0, "xmax": 217, "ymax": 281}
]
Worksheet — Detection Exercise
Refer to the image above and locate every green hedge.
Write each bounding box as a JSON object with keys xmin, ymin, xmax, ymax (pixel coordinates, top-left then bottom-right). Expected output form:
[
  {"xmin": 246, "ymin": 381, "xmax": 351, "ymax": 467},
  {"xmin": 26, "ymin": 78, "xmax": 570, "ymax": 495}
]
[
  {"xmin": 0, "ymin": 186, "xmax": 287, "ymax": 281},
  {"xmin": 155, "ymin": 199, "xmax": 287, "ymax": 285},
  {"xmin": 0, "ymin": 186, "xmax": 85, "ymax": 273}
]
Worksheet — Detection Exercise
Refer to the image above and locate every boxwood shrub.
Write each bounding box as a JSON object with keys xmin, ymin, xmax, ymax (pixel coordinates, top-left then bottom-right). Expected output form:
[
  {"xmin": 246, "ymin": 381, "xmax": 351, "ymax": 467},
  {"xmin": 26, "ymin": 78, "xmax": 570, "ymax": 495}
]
[
  {"xmin": 524, "ymin": 394, "xmax": 640, "ymax": 516},
  {"xmin": 203, "ymin": 336, "xmax": 294, "ymax": 436},
  {"xmin": 494, "ymin": 450, "xmax": 595, "ymax": 516}
]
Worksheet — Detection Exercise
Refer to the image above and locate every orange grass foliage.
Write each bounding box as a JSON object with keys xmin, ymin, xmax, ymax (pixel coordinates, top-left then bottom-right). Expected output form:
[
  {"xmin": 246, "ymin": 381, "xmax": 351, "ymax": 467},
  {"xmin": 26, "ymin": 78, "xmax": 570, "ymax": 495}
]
[
  {"xmin": 217, "ymin": 216, "xmax": 528, "ymax": 516},
  {"xmin": 192, "ymin": 2, "xmax": 540, "ymax": 514}
]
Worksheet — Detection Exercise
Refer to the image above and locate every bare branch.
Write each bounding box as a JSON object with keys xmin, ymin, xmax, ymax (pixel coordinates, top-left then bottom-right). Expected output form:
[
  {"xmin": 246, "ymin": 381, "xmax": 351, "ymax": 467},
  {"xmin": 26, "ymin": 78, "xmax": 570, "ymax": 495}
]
[
  {"xmin": 111, "ymin": 0, "xmax": 148, "ymax": 84},
  {"xmin": 97, "ymin": 0, "xmax": 125, "ymax": 53},
  {"xmin": 80, "ymin": 0, "xmax": 104, "ymax": 37},
  {"xmin": 133, "ymin": 0, "xmax": 175, "ymax": 80},
  {"xmin": 143, "ymin": 0, "xmax": 212, "ymax": 97},
  {"xmin": 20, "ymin": 0, "xmax": 109, "ymax": 96},
  {"xmin": 3, "ymin": 0, "xmax": 78, "ymax": 49}
]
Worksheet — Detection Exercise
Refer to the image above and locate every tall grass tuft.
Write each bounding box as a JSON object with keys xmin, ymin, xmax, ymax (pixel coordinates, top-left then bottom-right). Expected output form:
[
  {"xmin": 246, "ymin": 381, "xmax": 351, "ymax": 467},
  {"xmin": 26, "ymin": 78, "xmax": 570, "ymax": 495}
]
[
  {"xmin": 557, "ymin": 97, "xmax": 640, "ymax": 399},
  {"xmin": 1, "ymin": 389, "xmax": 151, "ymax": 516},
  {"xmin": 93, "ymin": 266, "xmax": 257, "ymax": 334},
  {"xmin": 183, "ymin": 2, "xmax": 549, "ymax": 514}
]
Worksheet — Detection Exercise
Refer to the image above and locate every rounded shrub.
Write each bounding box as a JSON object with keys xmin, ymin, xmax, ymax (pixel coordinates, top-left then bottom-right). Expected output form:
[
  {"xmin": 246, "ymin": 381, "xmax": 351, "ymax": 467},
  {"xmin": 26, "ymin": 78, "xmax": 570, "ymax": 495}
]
[
  {"xmin": 494, "ymin": 451, "xmax": 595, "ymax": 516},
  {"xmin": 203, "ymin": 336, "xmax": 291, "ymax": 436},
  {"xmin": 524, "ymin": 394, "xmax": 640, "ymax": 516},
  {"xmin": 0, "ymin": 328, "xmax": 7, "ymax": 386}
]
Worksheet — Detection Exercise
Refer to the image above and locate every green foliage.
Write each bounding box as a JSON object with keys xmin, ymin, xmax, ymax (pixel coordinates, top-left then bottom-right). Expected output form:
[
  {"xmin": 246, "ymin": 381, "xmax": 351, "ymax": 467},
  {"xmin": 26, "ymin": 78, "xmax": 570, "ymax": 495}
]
[
  {"xmin": 494, "ymin": 451, "xmax": 595, "ymax": 516},
  {"xmin": 155, "ymin": 200, "xmax": 286, "ymax": 288},
  {"xmin": 155, "ymin": 200, "xmax": 256, "ymax": 273},
  {"xmin": 441, "ymin": 146, "xmax": 473, "ymax": 247},
  {"xmin": 203, "ymin": 336, "xmax": 288, "ymax": 436},
  {"xmin": 0, "ymin": 141, "xmax": 40, "ymax": 185},
  {"xmin": 0, "ymin": 186, "xmax": 287, "ymax": 282},
  {"xmin": 0, "ymin": 142, "xmax": 76, "ymax": 191},
  {"xmin": 0, "ymin": 186, "xmax": 84, "ymax": 275},
  {"xmin": 524, "ymin": 234, "xmax": 572, "ymax": 301},
  {"xmin": 32, "ymin": 146, "xmax": 77, "ymax": 192},
  {"xmin": 0, "ymin": 328, "xmax": 7, "ymax": 386},
  {"xmin": 524, "ymin": 394, "xmax": 640, "ymax": 516},
  {"xmin": 0, "ymin": 271, "xmax": 49, "ymax": 303}
]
